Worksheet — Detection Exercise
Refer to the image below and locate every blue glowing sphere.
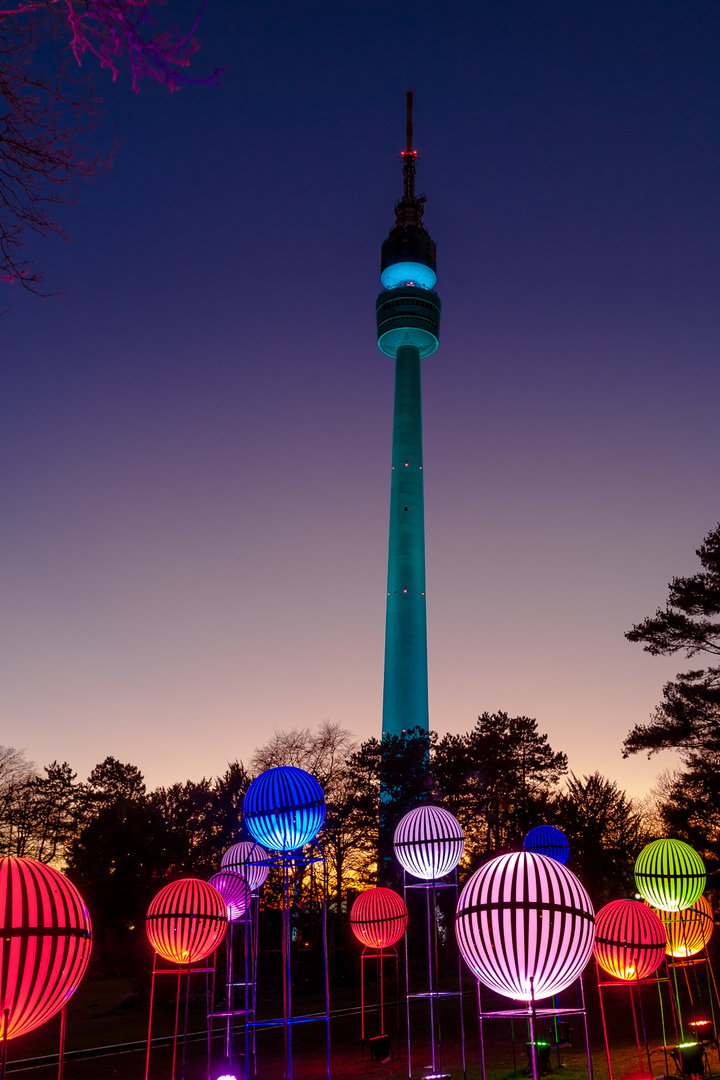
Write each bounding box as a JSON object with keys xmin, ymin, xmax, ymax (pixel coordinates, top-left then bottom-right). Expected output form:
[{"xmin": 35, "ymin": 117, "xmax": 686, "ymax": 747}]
[
  {"xmin": 243, "ymin": 767, "xmax": 326, "ymax": 852},
  {"xmin": 380, "ymin": 261, "xmax": 437, "ymax": 290},
  {"xmin": 523, "ymin": 825, "xmax": 570, "ymax": 865}
]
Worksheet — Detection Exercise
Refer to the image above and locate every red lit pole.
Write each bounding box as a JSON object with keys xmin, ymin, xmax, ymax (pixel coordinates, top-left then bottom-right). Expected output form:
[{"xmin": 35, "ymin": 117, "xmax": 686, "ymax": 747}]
[
  {"xmin": 1, "ymin": 1007, "xmax": 8, "ymax": 1080},
  {"xmin": 57, "ymin": 1005, "xmax": 67, "ymax": 1080}
]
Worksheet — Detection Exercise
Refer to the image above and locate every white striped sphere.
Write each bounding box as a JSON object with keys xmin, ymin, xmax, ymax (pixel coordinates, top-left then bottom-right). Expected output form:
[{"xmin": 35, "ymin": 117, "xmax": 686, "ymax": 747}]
[
  {"xmin": 393, "ymin": 805, "xmax": 465, "ymax": 880},
  {"xmin": 634, "ymin": 839, "xmax": 706, "ymax": 912},
  {"xmin": 221, "ymin": 841, "xmax": 269, "ymax": 892},
  {"xmin": 455, "ymin": 851, "xmax": 595, "ymax": 1001},
  {"xmin": 594, "ymin": 900, "xmax": 667, "ymax": 980}
]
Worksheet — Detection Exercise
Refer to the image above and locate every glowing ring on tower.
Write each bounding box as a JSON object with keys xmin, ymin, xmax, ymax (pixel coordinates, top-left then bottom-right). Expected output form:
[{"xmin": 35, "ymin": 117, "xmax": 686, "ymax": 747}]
[
  {"xmin": 146, "ymin": 878, "xmax": 227, "ymax": 964},
  {"xmin": 393, "ymin": 805, "xmax": 464, "ymax": 880},
  {"xmin": 523, "ymin": 825, "xmax": 570, "ymax": 865},
  {"xmin": 634, "ymin": 839, "xmax": 706, "ymax": 912},
  {"xmin": 208, "ymin": 871, "xmax": 252, "ymax": 922},
  {"xmin": 455, "ymin": 851, "xmax": 595, "ymax": 1001},
  {"xmin": 243, "ymin": 766, "xmax": 326, "ymax": 852},
  {"xmin": 593, "ymin": 899, "xmax": 666, "ymax": 981},
  {"xmin": 221, "ymin": 841, "xmax": 269, "ymax": 892},
  {"xmin": 0, "ymin": 856, "xmax": 92, "ymax": 1041},
  {"xmin": 350, "ymin": 887, "xmax": 408, "ymax": 949},
  {"xmin": 655, "ymin": 895, "xmax": 714, "ymax": 957},
  {"xmin": 381, "ymin": 261, "xmax": 437, "ymax": 290}
]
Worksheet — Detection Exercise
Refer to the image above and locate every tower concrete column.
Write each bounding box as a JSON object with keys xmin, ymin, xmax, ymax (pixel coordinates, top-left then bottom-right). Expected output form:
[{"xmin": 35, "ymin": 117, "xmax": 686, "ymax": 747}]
[{"xmin": 382, "ymin": 343, "xmax": 428, "ymax": 736}]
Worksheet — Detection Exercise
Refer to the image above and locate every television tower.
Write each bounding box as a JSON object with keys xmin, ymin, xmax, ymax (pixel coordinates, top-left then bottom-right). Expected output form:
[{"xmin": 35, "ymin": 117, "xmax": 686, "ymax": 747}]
[{"xmin": 377, "ymin": 92, "xmax": 441, "ymax": 739}]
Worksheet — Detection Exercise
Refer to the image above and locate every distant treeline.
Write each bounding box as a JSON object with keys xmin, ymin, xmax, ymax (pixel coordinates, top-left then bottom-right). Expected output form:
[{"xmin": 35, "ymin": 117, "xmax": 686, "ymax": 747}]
[{"xmin": 0, "ymin": 713, "xmax": 671, "ymax": 950}]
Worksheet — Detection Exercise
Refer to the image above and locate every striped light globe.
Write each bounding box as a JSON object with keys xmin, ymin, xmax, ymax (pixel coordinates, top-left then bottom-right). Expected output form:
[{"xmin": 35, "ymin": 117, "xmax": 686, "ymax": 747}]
[
  {"xmin": 221, "ymin": 841, "xmax": 269, "ymax": 892},
  {"xmin": 455, "ymin": 851, "xmax": 595, "ymax": 1001},
  {"xmin": 594, "ymin": 900, "xmax": 666, "ymax": 980},
  {"xmin": 634, "ymin": 839, "xmax": 706, "ymax": 912},
  {"xmin": 393, "ymin": 805, "xmax": 465, "ymax": 880},
  {"xmin": 655, "ymin": 895, "xmax": 714, "ymax": 958},
  {"xmin": 146, "ymin": 879, "xmax": 227, "ymax": 964},
  {"xmin": 0, "ymin": 856, "xmax": 92, "ymax": 1040},
  {"xmin": 209, "ymin": 871, "xmax": 252, "ymax": 922},
  {"xmin": 350, "ymin": 888, "xmax": 408, "ymax": 949},
  {"xmin": 243, "ymin": 767, "xmax": 326, "ymax": 852},
  {"xmin": 523, "ymin": 825, "xmax": 570, "ymax": 865}
]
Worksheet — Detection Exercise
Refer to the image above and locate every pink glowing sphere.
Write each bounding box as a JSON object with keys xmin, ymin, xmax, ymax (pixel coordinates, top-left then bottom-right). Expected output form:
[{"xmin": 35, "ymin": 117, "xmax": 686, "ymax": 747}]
[
  {"xmin": 455, "ymin": 851, "xmax": 595, "ymax": 1001},
  {"xmin": 0, "ymin": 857, "xmax": 92, "ymax": 1040},
  {"xmin": 209, "ymin": 871, "xmax": 252, "ymax": 922},
  {"xmin": 350, "ymin": 888, "xmax": 408, "ymax": 949},
  {"xmin": 594, "ymin": 900, "xmax": 667, "ymax": 981}
]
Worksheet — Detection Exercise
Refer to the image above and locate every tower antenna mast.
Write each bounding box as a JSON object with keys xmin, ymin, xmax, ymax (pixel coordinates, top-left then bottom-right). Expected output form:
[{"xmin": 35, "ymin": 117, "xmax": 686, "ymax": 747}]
[{"xmin": 402, "ymin": 89, "xmax": 417, "ymax": 203}]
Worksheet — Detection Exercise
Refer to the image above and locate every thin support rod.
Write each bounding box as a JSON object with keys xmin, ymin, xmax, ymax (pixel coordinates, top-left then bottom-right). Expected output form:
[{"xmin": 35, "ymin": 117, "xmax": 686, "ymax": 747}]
[
  {"xmin": 57, "ymin": 1004, "xmax": 67, "ymax": 1080},
  {"xmin": 628, "ymin": 982, "xmax": 643, "ymax": 1073},
  {"xmin": 181, "ymin": 964, "xmax": 191, "ymax": 1080},
  {"xmin": 634, "ymin": 974, "xmax": 652, "ymax": 1075},
  {"xmin": 1, "ymin": 1008, "xmax": 9, "ymax": 1080},
  {"xmin": 145, "ymin": 952, "xmax": 157, "ymax": 1080},
  {"xmin": 579, "ymin": 973, "xmax": 594, "ymax": 1080},
  {"xmin": 527, "ymin": 980, "xmax": 539, "ymax": 1080}
]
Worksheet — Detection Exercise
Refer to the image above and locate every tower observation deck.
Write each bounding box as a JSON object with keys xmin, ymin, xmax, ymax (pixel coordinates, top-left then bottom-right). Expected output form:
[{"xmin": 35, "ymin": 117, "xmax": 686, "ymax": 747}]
[{"xmin": 377, "ymin": 92, "xmax": 441, "ymax": 740}]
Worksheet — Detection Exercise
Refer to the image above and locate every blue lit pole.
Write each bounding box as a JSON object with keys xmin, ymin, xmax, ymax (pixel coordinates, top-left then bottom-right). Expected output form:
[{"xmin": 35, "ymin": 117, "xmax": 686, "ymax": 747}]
[{"xmin": 377, "ymin": 92, "xmax": 441, "ymax": 740}]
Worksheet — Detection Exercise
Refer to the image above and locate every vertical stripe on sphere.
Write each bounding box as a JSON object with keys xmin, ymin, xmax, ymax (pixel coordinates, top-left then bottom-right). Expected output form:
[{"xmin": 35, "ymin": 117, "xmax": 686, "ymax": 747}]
[
  {"xmin": 0, "ymin": 856, "xmax": 92, "ymax": 1040},
  {"xmin": 146, "ymin": 879, "xmax": 227, "ymax": 964},
  {"xmin": 523, "ymin": 825, "xmax": 570, "ymax": 865},
  {"xmin": 393, "ymin": 805, "xmax": 464, "ymax": 880},
  {"xmin": 242, "ymin": 767, "xmax": 326, "ymax": 852},
  {"xmin": 221, "ymin": 842, "xmax": 269, "ymax": 891},
  {"xmin": 208, "ymin": 872, "xmax": 252, "ymax": 922},
  {"xmin": 634, "ymin": 840, "xmax": 706, "ymax": 912},
  {"xmin": 350, "ymin": 888, "xmax": 408, "ymax": 949},
  {"xmin": 594, "ymin": 900, "xmax": 666, "ymax": 980},
  {"xmin": 455, "ymin": 851, "xmax": 595, "ymax": 1001},
  {"xmin": 654, "ymin": 895, "xmax": 714, "ymax": 958}
]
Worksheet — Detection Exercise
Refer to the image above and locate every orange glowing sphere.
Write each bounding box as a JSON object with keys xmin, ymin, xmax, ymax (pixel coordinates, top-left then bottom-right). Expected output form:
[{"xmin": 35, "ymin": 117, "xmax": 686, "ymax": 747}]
[
  {"xmin": 146, "ymin": 878, "xmax": 227, "ymax": 964},
  {"xmin": 350, "ymin": 887, "xmax": 408, "ymax": 949},
  {"xmin": 594, "ymin": 899, "xmax": 666, "ymax": 981},
  {"xmin": 654, "ymin": 895, "xmax": 714, "ymax": 958}
]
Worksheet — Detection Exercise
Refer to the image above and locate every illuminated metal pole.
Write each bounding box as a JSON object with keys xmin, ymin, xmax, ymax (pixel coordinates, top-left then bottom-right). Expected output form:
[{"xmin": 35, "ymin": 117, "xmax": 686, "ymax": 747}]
[{"xmin": 377, "ymin": 91, "xmax": 440, "ymax": 740}]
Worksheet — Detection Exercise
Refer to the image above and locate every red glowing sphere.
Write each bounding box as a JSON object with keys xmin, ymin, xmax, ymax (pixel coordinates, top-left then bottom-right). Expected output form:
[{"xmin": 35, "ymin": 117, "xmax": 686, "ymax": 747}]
[
  {"xmin": 594, "ymin": 900, "xmax": 667, "ymax": 980},
  {"xmin": 146, "ymin": 879, "xmax": 227, "ymax": 964},
  {"xmin": 0, "ymin": 856, "xmax": 92, "ymax": 1040},
  {"xmin": 350, "ymin": 887, "xmax": 408, "ymax": 949}
]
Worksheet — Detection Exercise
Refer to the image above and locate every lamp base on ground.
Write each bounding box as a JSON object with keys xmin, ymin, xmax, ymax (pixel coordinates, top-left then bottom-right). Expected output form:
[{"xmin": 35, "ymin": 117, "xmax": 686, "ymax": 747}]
[{"xmin": 369, "ymin": 1034, "xmax": 393, "ymax": 1065}]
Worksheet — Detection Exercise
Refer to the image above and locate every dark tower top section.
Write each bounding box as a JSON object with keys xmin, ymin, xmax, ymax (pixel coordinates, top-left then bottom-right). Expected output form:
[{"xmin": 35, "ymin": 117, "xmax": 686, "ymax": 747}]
[{"xmin": 380, "ymin": 91, "xmax": 437, "ymax": 285}]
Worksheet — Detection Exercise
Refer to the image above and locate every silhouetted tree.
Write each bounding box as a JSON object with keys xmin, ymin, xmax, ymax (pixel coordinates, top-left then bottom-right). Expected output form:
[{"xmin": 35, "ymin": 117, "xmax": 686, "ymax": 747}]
[
  {"xmin": 0, "ymin": 0, "xmax": 217, "ymax": 292},
  {"xmin": 435, "ymin": 713, "xmax": 567, "ymax": 861},
  {"xmin": 556, "ymin": 772, "xmax": 649, "ymax": 904},
  {"xmin": 624, "ymin": 522, "xmax": 720, "ymax": 876}
]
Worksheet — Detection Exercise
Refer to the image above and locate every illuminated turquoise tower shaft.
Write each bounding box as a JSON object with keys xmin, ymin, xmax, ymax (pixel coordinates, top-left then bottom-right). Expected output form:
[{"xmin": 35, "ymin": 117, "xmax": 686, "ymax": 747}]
[
  {"xmin": 377, "ymin": 93, "xmax": 441, "ymax": 739},
  {"xmin": 382, "ymin": 343, "xmax": 429, "ymax": 734}
]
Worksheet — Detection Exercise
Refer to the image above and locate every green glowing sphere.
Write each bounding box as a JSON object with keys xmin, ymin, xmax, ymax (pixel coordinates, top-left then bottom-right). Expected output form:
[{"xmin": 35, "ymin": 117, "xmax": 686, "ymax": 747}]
[{"xmin": 634, "ymin": 839, "xmax": 706, "ymax": 912}]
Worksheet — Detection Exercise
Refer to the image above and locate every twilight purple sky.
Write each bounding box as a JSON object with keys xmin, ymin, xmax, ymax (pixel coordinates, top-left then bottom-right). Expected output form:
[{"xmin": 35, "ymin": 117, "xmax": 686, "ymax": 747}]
[{"xmin": 2, "ymin": 0, "xmax": 719, "ymax": 798}]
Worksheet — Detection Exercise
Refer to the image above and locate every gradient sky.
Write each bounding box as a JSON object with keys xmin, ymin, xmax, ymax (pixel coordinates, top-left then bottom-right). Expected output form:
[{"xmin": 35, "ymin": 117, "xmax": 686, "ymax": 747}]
[{"xmin": 2, "ymin": 0, "xmax": 720, "ymax": 799}]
